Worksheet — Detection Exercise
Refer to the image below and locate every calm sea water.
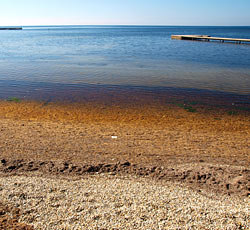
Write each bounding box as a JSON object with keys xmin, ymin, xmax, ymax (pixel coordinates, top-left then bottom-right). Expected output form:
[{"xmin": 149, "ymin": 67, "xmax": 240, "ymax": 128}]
[{"xmin": 0, "ymin": 26, "xmax": 250, "ymax": 105}]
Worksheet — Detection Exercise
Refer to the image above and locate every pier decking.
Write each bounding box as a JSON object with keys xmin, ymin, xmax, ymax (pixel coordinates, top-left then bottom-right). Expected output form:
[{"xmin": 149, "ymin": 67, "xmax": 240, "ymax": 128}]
[
  {"xmin": 0, "ymin": 27, "xmax": 22, "ymax": 30},
  {"xmin": 171, "ymin": 35, "xmax": 250, "ymax": 44}
]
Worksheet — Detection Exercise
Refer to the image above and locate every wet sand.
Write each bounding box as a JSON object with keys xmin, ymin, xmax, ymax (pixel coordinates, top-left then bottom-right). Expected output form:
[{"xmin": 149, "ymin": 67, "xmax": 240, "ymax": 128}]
[
  {"xmin": 0, "ymin": 100, "xmax": 249, "ymax": 229},
  {"xmin": 0, "ymin": 100, "xmax": 249, "ymax": 166}
]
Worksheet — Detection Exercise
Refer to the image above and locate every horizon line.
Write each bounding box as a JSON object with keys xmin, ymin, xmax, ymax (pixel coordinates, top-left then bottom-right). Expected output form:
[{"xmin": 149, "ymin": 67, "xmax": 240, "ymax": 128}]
[{"xmin": 1, "ymin": 24, "xmax": 250, "ymax": 27}]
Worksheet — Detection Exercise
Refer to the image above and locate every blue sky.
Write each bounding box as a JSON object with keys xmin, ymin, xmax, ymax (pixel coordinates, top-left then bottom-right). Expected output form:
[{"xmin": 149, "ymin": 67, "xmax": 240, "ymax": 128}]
[{"xmin": 1, "ymin": 0, "xmax": 249, "ymax": 26}]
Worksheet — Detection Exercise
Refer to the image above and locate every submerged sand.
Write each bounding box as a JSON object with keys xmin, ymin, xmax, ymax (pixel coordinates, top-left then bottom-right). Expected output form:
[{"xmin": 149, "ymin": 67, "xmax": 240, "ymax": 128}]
[{"xmin": 0, "ymin": 100, "xmax": 249, "ymax": 229}]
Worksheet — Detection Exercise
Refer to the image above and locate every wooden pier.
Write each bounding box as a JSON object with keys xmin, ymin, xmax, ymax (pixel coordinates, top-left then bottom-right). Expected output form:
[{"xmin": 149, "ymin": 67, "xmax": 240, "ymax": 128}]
[
  {"xmin": 0, "ymin": 27, "xmax": 22, "ymax": 30},
  {"xmin": 171, "ymin": 35, "xmax": 250, "ymax": 44}
]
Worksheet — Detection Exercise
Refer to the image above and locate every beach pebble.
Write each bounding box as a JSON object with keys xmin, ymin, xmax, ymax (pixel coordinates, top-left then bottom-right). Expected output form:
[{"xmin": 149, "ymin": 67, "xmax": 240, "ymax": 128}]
[{"xmin": 0, "ymin": 175, "xmax": 249, "ymax": 229}]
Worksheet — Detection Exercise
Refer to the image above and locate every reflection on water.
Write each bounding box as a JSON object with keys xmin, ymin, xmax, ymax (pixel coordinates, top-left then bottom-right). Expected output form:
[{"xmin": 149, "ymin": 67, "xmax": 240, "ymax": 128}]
[{"xmin": 0, "ymin": 26, "xmax": 249, "ymax": 107}]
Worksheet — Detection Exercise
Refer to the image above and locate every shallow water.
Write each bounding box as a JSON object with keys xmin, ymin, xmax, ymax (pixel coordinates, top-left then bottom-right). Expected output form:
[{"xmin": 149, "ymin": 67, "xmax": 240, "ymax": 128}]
[{"xmin": 0, "ymin": 26, "xmax": 250, "ymax": 105}]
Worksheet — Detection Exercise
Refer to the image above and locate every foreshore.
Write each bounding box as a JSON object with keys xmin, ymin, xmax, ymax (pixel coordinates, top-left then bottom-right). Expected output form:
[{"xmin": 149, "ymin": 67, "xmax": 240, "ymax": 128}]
[{"xmin": 0, "ymin": 100, "xmax": 249, "ymax": 229}]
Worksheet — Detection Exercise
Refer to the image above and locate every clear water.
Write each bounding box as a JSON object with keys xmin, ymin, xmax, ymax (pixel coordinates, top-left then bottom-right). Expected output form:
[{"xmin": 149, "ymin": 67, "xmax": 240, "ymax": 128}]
[{"xmin": 0, "ymin": 26, "xmax": 250, "ymax": 103}]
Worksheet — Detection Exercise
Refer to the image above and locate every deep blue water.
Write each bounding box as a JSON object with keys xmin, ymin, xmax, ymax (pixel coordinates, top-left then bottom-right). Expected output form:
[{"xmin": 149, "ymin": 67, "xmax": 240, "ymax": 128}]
[{"xmin": 0, "ymin": 26, "xmax": 250, "ymax": 103}]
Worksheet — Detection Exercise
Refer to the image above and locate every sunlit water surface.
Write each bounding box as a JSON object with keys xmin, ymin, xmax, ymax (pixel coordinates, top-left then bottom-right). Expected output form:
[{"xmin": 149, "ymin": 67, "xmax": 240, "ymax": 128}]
[{"xmin": 0, "ymin": 26, "xmax": 250, "ymax": 106}]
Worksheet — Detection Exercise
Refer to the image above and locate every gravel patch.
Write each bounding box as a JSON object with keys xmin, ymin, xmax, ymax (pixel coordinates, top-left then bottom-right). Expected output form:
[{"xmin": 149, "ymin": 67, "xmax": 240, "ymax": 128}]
[{"xmin": 0, "ymin": 175, "xmax": 249, "ymax": 229}]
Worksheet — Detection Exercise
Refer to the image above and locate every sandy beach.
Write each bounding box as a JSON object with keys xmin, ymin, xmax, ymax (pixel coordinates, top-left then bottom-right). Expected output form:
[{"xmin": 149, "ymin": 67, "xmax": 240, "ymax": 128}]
[
  {"xmin": 1, "ymin": 1, "xmax": 250, "ymax": 228},
  {"xmin": 0, "ymin": 100, "xmax": 249, "ymax": 229}
]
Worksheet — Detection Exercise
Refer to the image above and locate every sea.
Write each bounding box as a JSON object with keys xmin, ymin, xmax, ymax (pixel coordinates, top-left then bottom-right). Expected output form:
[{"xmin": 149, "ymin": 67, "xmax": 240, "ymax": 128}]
[{"xmin": 0, "ymin": 26, "xmax": 250, "ymax": 107}]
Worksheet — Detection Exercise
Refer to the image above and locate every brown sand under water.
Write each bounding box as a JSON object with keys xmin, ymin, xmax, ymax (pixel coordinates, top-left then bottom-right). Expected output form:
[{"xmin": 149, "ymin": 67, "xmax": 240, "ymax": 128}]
[{"xmin": 0, "ymin": 99, "xmax": 249, "ymax": 166}]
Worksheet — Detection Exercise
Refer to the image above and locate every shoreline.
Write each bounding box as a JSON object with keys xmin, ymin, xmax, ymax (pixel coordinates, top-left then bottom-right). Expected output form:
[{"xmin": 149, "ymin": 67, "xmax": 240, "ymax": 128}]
[
  {"xmin": 0, "ymin": 100, "xmax": 249, "ymax": 166},
  {"xmin": 0, "ymin": 100, "xmax": 249, "ymax": 179},
  {"xmin": 0, "ymin": 27, "xmax": 22, "ymax": 30}
]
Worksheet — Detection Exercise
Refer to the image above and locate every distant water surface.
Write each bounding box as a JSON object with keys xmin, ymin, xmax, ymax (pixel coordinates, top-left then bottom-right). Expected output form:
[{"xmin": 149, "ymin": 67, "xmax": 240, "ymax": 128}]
[{"xmin": 0, "ymin": 26, "xmax": 249, "ymax": 104}]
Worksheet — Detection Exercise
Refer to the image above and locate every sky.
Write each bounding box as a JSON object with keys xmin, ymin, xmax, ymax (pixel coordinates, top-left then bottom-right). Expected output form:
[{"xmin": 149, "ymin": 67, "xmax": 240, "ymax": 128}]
[{"xmin": 0, "ymin": 0, "xmax": 250, "ymax": 26}]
